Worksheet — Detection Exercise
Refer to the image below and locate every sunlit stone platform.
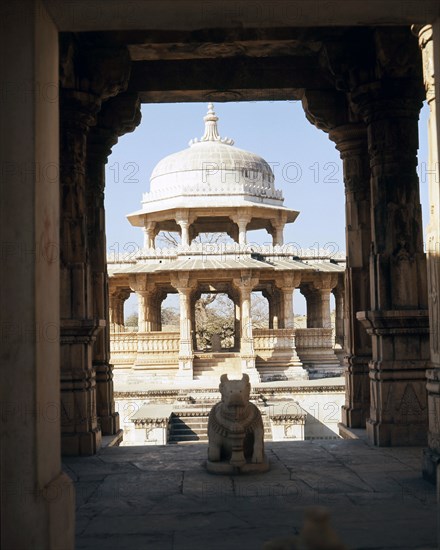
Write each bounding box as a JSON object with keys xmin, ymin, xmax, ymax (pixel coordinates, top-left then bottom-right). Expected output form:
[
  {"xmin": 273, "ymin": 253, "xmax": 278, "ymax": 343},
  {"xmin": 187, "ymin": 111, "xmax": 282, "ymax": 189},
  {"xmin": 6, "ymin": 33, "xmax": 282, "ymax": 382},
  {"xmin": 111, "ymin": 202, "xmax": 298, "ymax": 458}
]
[{"xmin": 64, "ymin": 439, "xmax": 438, "ymax": 550}]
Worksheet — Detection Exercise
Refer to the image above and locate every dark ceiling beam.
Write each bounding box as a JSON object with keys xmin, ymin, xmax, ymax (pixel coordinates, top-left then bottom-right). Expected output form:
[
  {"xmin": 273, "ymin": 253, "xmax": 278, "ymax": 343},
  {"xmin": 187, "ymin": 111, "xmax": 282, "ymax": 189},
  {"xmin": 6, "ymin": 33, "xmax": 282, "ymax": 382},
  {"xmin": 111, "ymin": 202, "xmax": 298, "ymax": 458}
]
[
  {"xmin": 129, "ymin": 56, "xmax": 333, "ymax": 103},
  {"xmin": 44, "ymin": 1, "xmax": 440, "ymax": 32}
]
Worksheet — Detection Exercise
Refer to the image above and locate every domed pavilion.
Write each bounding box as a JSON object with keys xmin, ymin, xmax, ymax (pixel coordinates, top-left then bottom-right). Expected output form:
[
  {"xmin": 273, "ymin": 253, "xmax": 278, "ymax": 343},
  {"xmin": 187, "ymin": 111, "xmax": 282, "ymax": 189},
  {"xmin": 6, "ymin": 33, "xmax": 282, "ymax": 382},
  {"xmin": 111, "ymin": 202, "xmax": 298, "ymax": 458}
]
[{"xmin": 108, "ymin": 104, "xmax": 345, "ymax": 385}]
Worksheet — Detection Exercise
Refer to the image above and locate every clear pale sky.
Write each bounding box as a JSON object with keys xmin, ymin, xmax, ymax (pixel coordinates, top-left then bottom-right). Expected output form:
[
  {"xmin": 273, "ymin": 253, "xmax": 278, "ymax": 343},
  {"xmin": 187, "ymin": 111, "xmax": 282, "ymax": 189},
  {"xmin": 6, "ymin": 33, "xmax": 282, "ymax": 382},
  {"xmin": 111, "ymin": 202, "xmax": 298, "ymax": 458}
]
[{"xmin": 104, "ymin": 100, "xmax": 430, "ymax": 315}]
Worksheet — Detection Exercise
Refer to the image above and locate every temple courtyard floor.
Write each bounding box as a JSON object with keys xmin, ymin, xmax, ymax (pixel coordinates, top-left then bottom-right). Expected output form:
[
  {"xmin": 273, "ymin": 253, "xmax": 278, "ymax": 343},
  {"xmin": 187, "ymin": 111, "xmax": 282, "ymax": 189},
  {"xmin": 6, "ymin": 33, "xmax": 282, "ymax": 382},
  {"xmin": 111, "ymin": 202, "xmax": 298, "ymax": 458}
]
[{"xmin": 64, "ymin": 438, "xmax": 439, "ymax": 550}]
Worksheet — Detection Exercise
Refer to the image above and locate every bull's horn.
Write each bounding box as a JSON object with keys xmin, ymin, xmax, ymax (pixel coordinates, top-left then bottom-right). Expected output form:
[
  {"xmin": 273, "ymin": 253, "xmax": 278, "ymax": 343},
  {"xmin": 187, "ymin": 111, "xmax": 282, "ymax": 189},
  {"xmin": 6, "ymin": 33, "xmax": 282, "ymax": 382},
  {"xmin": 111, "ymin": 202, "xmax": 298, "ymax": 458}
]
[
  {"xmin": 220, "ymin": 374, "xmax": 229, "ymax": 384},
  {"xmin": 242, "ymin": 373, "xmax": 250, "ymax": 383}
]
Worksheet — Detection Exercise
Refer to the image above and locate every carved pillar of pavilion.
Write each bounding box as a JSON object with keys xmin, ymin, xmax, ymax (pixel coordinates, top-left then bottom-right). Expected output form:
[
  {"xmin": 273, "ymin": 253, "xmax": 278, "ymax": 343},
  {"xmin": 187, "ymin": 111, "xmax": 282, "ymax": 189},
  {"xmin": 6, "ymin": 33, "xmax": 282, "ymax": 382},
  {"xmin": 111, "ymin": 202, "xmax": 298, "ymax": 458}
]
[
  {"xmin": 262, "ymin": 285, "xmax": 280, "ymax": 330},
  {"xmin": 329, "ymin": 123, "xmax": 372, "ymax": 428},
  {"xmin": 109, "ymin": 289, "xmax": 130, "ymax": 333},
  {"xmin": 236, "ymin": 213, "xmax": 251, "ymax": 246},
  {"xmin": 271, "ymin": 219, "xmax": 286, "ymax": 247},
  {"xmin": 301, "ymin": 275, "xmax": 337, "ymax": 329},
  {"xmin": 233, "ymin": 272, "xmax": 260, "ymax": 383},
  {"xmin": 149, "ymin": 290, "xmax": 163, "ymax": 332},
  {"xmin": 280, "ymin": 273, "xmax": 301, "ymax": 329},
  {"xmin": 129, "ymin": 275, "xmax": 156, "ymax": 334},
  {"xmin": 143, "ymin": 221, "xmax": 157, "ymax": 250},
  {"xmin": 86, "ymin": 93, "xmax": 141, "ymax": 436},
  {"xmin": 415, "ymin": 22, "xmax": 440, "ymax": 479},
  {"xmin": 171, "ymin": 273, "xmax": 196, "ymax": 378},
  {"xmin": 176, "ymin": 210, "xmax": 192, "ymax": 247},
  {"xmin": 59, "ymin": 36, "xmax": 130, "ymax": 454},
  {"xmin": 351, "ymin": 53, "xmax": 429, "ymax": 445}
]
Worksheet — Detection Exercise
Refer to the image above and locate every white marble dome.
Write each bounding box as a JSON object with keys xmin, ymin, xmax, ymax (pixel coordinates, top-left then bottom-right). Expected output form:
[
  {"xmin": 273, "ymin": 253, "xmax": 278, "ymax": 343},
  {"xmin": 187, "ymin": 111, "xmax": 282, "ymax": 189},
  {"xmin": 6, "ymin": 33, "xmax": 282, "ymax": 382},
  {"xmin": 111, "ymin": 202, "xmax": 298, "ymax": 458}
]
[{"xmin": 141, "ymin": 104, "xmax": 284, "ymax": 209}]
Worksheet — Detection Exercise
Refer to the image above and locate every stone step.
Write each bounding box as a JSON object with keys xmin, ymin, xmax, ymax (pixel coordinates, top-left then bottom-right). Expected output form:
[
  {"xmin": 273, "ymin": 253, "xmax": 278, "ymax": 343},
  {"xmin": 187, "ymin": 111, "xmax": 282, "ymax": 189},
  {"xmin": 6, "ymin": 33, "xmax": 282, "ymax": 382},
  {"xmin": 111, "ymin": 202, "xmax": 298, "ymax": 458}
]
[
  {"xmin": 168, "ymin": 434, "xmax": 208, "ymax": 442},
  {"xmin": 168, "ymin": 411, "xmax": 273, "ymax": 443},
  {"xmin": 171, "ymin": 424, "xmax": 208, "ymax": 432}
]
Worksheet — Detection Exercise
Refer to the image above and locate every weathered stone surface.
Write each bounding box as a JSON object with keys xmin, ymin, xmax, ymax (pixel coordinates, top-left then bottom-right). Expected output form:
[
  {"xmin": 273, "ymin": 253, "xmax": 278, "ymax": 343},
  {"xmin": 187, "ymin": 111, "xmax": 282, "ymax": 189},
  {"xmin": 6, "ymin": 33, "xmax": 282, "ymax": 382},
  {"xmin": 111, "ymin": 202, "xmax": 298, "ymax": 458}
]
[{"xmin": 68, "ymin": 440, "xmax": 437, "ymax": 550}]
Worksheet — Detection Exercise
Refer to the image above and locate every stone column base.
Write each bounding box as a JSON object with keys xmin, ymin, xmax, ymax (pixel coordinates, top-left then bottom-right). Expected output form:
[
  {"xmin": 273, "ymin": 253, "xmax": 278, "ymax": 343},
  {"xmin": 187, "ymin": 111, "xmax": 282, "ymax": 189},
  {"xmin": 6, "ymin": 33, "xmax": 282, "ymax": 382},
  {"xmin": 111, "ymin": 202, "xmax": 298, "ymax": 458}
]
[
  {"xmin": 176, "ymin": 355, "xmax": 194, "ymax": 381},
  {"xmin": 341, "ymin": 355, "xmax": 371, "ymax": 428},
  {"xmin": 240, "ymin": 354, "xmax": 260, "ymax": 383},
  {"xmin": 341, "ymin": 405, "xmax": 368, "ymax": 429},
  {"xmin": 61, "ymin": 427, "xmax": 102, "ymax": 456},
  {"xmin": 99, "ymin": 412, "xmax": 120, "ymax": 435}
]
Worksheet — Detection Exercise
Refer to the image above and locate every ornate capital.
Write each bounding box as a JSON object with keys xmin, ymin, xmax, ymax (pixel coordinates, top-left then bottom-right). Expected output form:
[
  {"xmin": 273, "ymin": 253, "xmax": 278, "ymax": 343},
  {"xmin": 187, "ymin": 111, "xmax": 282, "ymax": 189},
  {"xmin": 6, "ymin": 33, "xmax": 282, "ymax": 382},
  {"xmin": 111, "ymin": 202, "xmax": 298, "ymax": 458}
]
[
  {"xmin": 413, "ymin": 25, "xmax": 435, "ymax": 102},
  {"xmin": 328, "ymin": 123, "xmax": 367, "ymax": 157},
  {"xmin": 311, "ymin": 273, "xmax": 339, "ymax": 292},
  {"xmin": 281, "ymin": 272, "xmax": 301, "ymax": 290},
  {"xmin": 87, "ymin": 92, "xmax": 142, "ymax": 170},
  {"xmin": 128, "ymin": 274, "xmax": 154, "ymax": 293},
  {"xmin": 302, "ymin": 89, "xmax": 353, "ymax": 133},
  {"xmin": 170, "ymin": 272, "xmax": 197, "ymax": 292},
  {"xmin": 60, "ymin": 33, "xmax": 131, "ymax": 101},
  {"xmin": 110, "ymin": 288, "xmax": 131, "ymax": 302},
  {"xmin": 232, "ymin": 271, "xmax": 259, "ymax": 293}
]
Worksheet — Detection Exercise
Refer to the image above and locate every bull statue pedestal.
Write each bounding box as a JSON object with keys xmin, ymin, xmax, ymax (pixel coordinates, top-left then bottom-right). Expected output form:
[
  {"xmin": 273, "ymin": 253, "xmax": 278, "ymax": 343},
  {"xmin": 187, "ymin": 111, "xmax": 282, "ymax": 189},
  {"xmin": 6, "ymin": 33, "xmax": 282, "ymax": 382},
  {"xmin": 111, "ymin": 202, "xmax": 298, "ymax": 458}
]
[{"xmin": 206, "ymin": 374, "xmax": 270, "ymax": 474}]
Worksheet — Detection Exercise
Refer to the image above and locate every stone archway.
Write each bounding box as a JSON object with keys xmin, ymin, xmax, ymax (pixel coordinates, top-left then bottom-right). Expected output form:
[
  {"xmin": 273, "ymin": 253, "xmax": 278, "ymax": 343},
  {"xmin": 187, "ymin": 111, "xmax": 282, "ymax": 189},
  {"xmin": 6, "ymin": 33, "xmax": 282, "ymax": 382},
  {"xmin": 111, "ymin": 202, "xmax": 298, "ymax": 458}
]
[{"xmin": 2, "ymin": 2, "xmax": 440, "ymax": 548}]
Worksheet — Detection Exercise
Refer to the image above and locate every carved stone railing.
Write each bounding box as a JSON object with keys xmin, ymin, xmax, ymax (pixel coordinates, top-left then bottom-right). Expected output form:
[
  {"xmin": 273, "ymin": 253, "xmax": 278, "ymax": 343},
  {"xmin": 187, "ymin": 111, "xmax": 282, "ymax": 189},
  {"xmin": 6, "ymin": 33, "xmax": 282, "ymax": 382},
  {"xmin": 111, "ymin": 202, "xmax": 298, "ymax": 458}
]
[
  {"xmin": 295, "ymin": 328, "xmax": 334, "ymax": 350},
  {"xmin": 110, "ymin": 333, "xmax": 138, "ymax": 365},
  {"xmin": 110, "ymin": 331, "xmax": 180, "ymax": 367},
  {"xmin": 137, "ymin": 332, "xmax": 180, "ymax": 353},
  {"xmin": 253, "ymin": 328, "xmax": 295, "ymax": 352}
]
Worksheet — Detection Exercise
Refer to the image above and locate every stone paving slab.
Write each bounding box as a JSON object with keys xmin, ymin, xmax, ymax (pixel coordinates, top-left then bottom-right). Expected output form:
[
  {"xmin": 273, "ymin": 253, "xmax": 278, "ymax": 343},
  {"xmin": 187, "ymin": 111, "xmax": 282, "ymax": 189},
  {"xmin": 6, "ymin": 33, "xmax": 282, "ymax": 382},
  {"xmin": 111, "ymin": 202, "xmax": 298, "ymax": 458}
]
[{"xmin": 67, "ymin": 439, "xmax": 438, "ymax": 549}]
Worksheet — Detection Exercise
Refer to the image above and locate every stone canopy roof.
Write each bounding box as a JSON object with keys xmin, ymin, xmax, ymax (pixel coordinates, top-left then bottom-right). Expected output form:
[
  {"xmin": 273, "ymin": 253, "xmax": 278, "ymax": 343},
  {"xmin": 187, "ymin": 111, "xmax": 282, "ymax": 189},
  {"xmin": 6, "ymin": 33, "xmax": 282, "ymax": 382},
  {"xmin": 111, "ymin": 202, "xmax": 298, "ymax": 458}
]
[
  {"xmin": 127, "ymin": 103, "xmax": 298, "ymax": 224},
  {"xmin": 108, "ymin": 247, "xmax": 345, "ymax": 276}
]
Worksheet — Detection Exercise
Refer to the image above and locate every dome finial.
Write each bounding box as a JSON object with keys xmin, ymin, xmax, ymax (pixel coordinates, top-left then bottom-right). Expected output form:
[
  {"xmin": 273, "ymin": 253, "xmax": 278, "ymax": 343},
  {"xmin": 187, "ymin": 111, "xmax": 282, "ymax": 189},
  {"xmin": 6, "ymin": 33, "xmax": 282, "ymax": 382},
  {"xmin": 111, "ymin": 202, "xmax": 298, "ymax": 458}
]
[{"xmin": 188, "ymin": 103, "xmax": 234, "ymax": 146}]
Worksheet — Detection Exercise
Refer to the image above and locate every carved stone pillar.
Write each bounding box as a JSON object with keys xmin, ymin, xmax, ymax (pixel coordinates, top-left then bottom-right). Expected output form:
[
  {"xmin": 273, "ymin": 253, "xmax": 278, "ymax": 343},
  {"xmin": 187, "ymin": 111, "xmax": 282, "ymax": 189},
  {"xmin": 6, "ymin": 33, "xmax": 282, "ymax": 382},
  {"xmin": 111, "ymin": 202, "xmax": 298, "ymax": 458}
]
[
  {"xmin": 171, "ymin": 273, "xmax": 195, "ymax": 378},
  {"xmin": 129, "ymin": 275, "xmax": 155, "ymax": 333},
  {"xmin": 262, "ymin": 289, "xmax": 274, "ymax": 329},
  {"xmin": 109, "ymin": 289, "xmax": 130, "ymax": 333},
  {"xmin": 86, "ymin": 93, "xmax": 140, "ymax": 436},
  {"xmin": 280, "ymin": 273, "xmax": 301, "ymax": 329},
  {"xmin": 301, "ymin": 275, "xmax": 337, "ymax": 329},
  {"xmin": 137, "ymin": 290, "xmax": 155, "ymax": 332},
  {"xmin": 59, "ymin": 36, "xmax": 130, "ymax": 455},
  {"xmin": 352, "ymin": 78, "xmax": 429, "ymax": 446},
  {"xmin": 176, "ymin": 212, "xmax": 191, "ymax": 247},
  {"xmin": 272, "ymin": 222, "xmax": 285, "ymax": 246},
  {"xmin": 262, "ymin": 286, "xmax": 281, "ymax": 329},
  {"xmin": 330, "ymin": 123, "xmax": 372, "ymax": 428},
  {"xmin": 59, "ymin": 89, "xmax": 103, "ymax": 456},
  {"xmin": 233, "ymin": 273, "xmax": 260, "ymax": 382},
  {"xmin": 415, "ymin": 22, "xmax": 440, "ymax": 479},
  {"xmin": 300, "ymin": 285, "xmax": 319, "ymax": 328},
  {"xmin": 236, "ymin": 214, "xmax": 251, "ymax": 246},
  {"xmin": 143, "ymin": 221, "xmax": 157, "ymax": 249}
]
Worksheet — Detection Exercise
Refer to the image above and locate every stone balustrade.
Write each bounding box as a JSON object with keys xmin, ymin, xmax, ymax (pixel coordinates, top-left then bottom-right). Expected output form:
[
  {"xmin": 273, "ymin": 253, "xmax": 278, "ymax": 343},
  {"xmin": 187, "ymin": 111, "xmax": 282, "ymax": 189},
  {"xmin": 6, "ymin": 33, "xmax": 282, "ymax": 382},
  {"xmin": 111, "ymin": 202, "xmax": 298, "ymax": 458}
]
[
  {"xmin": 253, "ymin": 328, "xmax": 295, "ymax": 351},
  {"xmin": 110, "ymin": 331, "xmax": 180, "ymax": 367},
  {"xmin": 110, "ymin": 333, "xmax": 139, "ymax": 364},
  {"xmin": 295, "ymin": 328, "xmax": 334, "ymax": 349},
  {"xmin": 137, "ymin": 332, "xmax": 180, "ymax": 353}
]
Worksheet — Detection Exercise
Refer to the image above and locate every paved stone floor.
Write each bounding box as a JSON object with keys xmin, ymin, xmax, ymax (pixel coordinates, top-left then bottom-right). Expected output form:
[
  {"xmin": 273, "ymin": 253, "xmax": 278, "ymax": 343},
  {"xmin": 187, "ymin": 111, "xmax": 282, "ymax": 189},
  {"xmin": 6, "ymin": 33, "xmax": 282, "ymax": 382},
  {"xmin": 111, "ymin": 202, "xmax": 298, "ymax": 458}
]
[{"xmin": 64, "ymin": 439, "xmax": 438, "ymax": 550}]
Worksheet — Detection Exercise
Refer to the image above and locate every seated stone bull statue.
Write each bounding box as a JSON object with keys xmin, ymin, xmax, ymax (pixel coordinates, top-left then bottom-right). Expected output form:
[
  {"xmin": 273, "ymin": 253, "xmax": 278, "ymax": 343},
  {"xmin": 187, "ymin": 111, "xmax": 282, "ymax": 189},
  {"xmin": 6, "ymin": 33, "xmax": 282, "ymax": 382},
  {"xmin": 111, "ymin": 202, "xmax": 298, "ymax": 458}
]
[{"xmin": 206, "ymin": 373, "xmax": 269, "ymax": 474}]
